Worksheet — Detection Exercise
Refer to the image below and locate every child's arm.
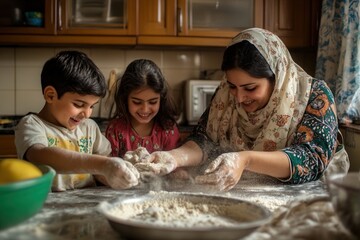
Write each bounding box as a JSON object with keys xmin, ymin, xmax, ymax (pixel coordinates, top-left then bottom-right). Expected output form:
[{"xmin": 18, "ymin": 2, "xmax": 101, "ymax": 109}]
[{"xmin": 25, "ymin": 143, "xmax": 140, "ymax": 189}]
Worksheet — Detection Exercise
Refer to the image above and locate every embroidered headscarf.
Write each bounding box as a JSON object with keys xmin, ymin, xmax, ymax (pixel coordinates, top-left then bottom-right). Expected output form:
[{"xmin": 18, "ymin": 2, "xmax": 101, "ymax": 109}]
[{"xmin": 206, "ymin": 28, "xmax": 313, "ymax": 151}]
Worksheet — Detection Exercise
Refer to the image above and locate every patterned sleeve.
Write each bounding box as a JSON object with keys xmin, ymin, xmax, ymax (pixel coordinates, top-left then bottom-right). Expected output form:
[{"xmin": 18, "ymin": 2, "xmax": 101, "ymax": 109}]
[{"xmin": 282, "ymin": 79, "xmax": 338, "ymax": 183}]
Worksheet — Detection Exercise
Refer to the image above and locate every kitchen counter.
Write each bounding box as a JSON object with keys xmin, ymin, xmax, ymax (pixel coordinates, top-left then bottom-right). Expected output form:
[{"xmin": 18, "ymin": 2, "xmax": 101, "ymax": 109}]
[{"xmin": 0, "ymin": 173, "xmax": 356, "ymax": 240}]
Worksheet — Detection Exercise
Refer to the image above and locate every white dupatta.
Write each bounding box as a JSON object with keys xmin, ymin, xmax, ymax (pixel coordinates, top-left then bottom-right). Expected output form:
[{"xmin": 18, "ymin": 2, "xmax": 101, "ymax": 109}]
[{"xmin": 206, "ymin": 28, "xmax": 313, "ymax": 151}]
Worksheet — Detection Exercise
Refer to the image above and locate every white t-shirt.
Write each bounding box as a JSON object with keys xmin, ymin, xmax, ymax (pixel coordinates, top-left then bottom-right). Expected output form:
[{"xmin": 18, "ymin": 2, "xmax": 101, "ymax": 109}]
[{"xmin": 15, "ymin": 114, "xmax": 111, "ymax": 191}]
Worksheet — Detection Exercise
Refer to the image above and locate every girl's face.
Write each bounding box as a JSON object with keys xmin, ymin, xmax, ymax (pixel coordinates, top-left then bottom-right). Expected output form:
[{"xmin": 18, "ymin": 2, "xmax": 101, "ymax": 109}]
[
  {"xmin": 128, "ymin": 87, "xmax": 160, "ymax": 126},
  {"xmin": 226, "ymin": 68, "xmax": 274, "ymax": 113}
]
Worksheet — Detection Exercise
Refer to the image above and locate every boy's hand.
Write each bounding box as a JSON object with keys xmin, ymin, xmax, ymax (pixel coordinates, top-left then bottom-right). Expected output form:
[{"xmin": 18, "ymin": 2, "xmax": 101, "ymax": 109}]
[{"xmin": 103, "ymin": 157, "xmax": 140, "ymax": 189}]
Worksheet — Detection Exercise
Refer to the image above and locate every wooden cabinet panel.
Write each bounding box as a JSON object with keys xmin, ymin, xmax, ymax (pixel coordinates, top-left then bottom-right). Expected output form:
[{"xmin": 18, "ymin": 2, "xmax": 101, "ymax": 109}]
[
  {"xmin": 138, "ymin": 0, "xmax": 176, "ymax": 36},
  {"xmin": 0, "ymin": 0, "xmax": 55, "ymax": 35},
  {"xmin": 177, "ymin": 0, "xmax": 264, "ymax": 38},
  {"xmin": 57, "ymin": 0, "xmax": 137, "ymax": 36},
  {"xmin": 264, "ymin": 0, "xmax": 321, "ymax": 48},
  {"xmin": 138, "ymin": 0, "xmax": 264, "ymax": 47},
  {"xmin": 0, "ymin": 135, "xmax": 17, "ymax": 159}
]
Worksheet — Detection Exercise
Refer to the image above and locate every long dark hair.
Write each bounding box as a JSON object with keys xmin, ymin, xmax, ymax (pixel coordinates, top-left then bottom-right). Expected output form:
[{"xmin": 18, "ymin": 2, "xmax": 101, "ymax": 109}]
[
  {"xmin": 113, "ymin": 59, "xmax": 178, "ymax": 129},
  {"xmin": 221, "ymin": 40, "xmax": 275, "ymax": 82}
]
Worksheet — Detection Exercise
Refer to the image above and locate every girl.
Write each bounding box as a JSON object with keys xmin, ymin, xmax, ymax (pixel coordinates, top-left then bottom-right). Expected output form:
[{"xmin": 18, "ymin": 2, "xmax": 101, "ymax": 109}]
[{"xmin": 105, "ymin": 59, "xmax": 180, "ymax": 158}]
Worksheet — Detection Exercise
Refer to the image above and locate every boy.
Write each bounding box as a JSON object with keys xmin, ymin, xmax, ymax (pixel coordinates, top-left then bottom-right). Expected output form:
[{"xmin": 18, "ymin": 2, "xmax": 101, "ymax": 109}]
[{"xmin": 15, "ymin": 50, "xmax": 139, "ymax": 191}]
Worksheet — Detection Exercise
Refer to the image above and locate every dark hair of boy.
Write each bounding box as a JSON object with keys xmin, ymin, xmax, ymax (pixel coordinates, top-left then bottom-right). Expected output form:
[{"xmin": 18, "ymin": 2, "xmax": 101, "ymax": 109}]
[{"xmin": 40, "ymin": 50, "xmax": 107, "ymax": 98}]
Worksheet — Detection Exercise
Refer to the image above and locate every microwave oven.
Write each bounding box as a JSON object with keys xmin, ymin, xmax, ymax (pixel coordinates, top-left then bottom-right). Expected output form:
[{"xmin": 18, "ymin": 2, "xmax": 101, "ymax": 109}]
[{"xmin": 185, "ymin": 80, "xmax": 221, "ymax": 125}]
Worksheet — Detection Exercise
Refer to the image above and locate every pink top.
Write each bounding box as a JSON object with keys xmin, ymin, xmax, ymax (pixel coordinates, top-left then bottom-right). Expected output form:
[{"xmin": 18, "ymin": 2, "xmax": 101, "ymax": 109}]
[{"xmin": 105, "ymin": 117, "xmax": 180, "ymax": 157}]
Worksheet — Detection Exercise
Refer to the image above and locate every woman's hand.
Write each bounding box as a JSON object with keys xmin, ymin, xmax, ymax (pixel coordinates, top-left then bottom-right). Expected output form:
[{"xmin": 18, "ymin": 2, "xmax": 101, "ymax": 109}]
[
  {"xmin": 134, "ymin": 151, "xmax": 178, "ymax": 175},
  {"xmin": 195, "ymin": 152, "xmax": 248, "ymax": 191},
  {"xmin": 102, "ymin": 157, "xmax": 140, "ymax": 189}
]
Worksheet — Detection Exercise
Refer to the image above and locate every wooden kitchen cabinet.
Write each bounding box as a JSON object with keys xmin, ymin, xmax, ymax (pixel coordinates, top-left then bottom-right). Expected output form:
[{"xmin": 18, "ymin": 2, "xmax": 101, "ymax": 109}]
[
  {"xmin": 0, "ymin": 135, "xmax": 17, "ymax": 159},
  {"xmin": 138, "ymin": 0, "xmax": 264, "ymax": 47},
  {"xmin": 0, "ymin": 0, "xmax": 55, "ymax": 35},
  {"xmin": 0, "ymin": 0, "xmax": 137, "ymax": 46},
  {"xmin": 138, "ymin": 0, "xmax": 177, "ymax": 36},
  {"xmin": 0, "ymin": 0, "xmax": 322, "ymax": 48},
  {"xmin": 264, "ymin": 0, "xmax": 322, "ymax": 48},
  {"xmin": 57, "ymin": 0, "xmax": 137, "ymax": 36},
  {"xmin": 137, "ymin": 0, "xmax": 321, "ymax": 48}
]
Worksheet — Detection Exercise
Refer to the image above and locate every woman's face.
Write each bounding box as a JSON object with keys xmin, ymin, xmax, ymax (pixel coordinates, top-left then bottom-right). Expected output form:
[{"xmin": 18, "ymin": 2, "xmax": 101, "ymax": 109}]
[
  {"xmin": 127, "ymin": 86, "xmax": 160, "ymax": 126},
  {"xmin": 226, "ymin": 68, "xmax": 274, "ymax": 113}
]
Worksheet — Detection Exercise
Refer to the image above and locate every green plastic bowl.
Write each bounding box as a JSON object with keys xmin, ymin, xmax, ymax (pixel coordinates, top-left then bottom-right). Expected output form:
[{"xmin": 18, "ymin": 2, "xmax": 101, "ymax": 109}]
[{"xmin": 0, "ymin": 165, "xmax": 55, "ymax": 230}]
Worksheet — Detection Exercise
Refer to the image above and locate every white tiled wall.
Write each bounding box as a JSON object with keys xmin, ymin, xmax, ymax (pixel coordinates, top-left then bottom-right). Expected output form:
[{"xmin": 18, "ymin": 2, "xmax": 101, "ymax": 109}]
[{"xmin": 0, "ymin": 46, "xmax": 315, "ymax": 117}]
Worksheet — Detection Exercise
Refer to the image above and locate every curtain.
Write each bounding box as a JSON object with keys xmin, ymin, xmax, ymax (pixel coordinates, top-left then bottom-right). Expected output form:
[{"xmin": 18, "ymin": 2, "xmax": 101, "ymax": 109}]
[{"xmin": 315, "ymin": 0, "xmax": 360, "ymax": 123}]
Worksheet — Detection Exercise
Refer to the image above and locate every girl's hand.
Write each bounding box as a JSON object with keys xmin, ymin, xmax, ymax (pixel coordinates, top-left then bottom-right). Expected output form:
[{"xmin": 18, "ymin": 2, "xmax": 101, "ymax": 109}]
[
  {"xmin": 195, "ymin": 152, "xmax": 247, "ymax": 191},
  {"xmin": 123, "ymin": 147, "xmax": 150, "ymax": 164},
  {"xmin": 103, "ymin": 157, "xmax": 140, "ymax": 189},
  {"xmin": 134, "ymin": 151, "xmax": 177, "ymax": 175}
]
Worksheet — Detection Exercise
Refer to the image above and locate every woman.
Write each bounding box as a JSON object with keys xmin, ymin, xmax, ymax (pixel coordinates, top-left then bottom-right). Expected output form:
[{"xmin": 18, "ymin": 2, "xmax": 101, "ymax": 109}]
[{"xmin": 135, "ymin": 28, "xmax": 349, "ymax": 191}]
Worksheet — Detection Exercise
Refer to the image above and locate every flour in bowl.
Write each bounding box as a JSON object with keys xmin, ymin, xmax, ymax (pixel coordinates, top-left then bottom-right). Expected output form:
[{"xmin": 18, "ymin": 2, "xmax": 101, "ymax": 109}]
[{"xmin": 107, "ymin": 193, "xmax": 265, "ymax": 228}]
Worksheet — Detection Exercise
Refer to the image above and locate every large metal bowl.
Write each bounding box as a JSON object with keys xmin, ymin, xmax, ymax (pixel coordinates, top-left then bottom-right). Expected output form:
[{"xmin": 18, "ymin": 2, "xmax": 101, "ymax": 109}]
[
  {"xmin": 327, "ymin": 172, "xmax": 360, "ymax": 237},
  {"xmin": 97, "ymin": 191, "xmax": 271, "ymax": 240}
]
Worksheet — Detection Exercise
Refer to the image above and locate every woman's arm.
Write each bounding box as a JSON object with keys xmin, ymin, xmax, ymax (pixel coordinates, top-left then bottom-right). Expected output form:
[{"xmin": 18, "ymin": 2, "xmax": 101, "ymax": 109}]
[
  {"xmin": 195, "ymin": 150, "xmax": 290, "ymax": 191},
  {"xmin": 245, "ymin": 150, "xmax": 290, "ymax": 178},
  {"xmin": 282, "ymin": 79, "xmax": 339, "ymax": 183},
  {"xmin": 168, "ymin": 140, "xmax": 204, "ymax": 167}
]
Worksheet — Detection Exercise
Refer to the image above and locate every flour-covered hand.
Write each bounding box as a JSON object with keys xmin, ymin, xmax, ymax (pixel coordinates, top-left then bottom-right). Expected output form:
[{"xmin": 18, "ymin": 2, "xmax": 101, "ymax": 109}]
[
  {"xmin": 103, "ymin": 157, "xmax": 140, "ymax": 189},
  {"xmin": 134, "ymin": 151, "xmax": 177, "ymax": 175},
  {"xmin": 123, "ymin": 147, "xmax": 151, "ymax": 164},
  {"xmin": 195, "ymin": 152, "xmax": 245, "ymax": 191}
]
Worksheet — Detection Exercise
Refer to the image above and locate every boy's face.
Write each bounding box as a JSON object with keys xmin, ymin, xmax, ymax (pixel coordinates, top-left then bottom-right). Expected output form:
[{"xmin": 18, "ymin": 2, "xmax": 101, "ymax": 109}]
[
  {"xmin": 127, "ymin": 87, "xmax": 160, "ymax": 127},
  {"xmin": 46, "ymin": 91, "xmax": 100, "ymax": 131}
]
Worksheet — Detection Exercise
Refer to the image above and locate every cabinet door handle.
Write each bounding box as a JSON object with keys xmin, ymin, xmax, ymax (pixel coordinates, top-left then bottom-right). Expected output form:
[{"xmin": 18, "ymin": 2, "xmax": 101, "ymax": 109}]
[
  {"xmin": 57, "ymin": 0, "xmax": 62, "ymax": 31},
  {"xmin": 177, "ymin": 7, "xmax": 182, "ymax": 33}
]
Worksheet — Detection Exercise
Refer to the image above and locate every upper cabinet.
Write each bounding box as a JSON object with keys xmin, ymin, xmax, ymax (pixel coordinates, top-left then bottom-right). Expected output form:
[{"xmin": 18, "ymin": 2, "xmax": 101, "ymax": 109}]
[
  {"xmin": 0, "ymin": 0, "xmax": 55, "ymax": 35},
  {"xmin": 0, "ymin": 0, "xmax": 321, "ymax": 48},
  {"xmin": 57, "ymin": 0, "xmax": 136, "ymax": 36},
  {"xmin": 264, "ymin": 0, "xmax": 322, "ymax": 48},
  {"xmin": 0, "ymin": 0, "xmax": 137, "ymax": 46},
  {"xmin": 138, "ymin": 0, "xmax": 177, "ymax": 36},
  {"xmin": 137, "ymin": 0, "xmax": 264, "ymax": 47}
]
